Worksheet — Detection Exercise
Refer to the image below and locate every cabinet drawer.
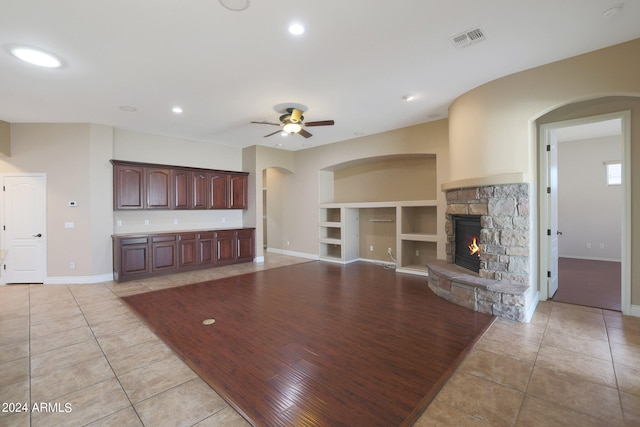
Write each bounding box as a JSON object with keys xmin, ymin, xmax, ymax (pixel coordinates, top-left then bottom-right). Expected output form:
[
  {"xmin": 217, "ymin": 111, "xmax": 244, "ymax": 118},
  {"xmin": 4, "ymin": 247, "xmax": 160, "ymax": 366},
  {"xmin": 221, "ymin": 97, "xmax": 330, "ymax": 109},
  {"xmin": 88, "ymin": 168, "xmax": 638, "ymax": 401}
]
[
  {"xmin": 180, "ymin": 233, "xmax": 197, "ymax": 241},
  {"xmin": 119, "ymin": 237, "xmax": 148, "ymax": 246},
  {"xmin": 198, "ymin": 232, "xmax": 214, "ymax": 240},
  {"xmin": 152, "ymin": 235, "xmax": 177, "ymax": 243}
]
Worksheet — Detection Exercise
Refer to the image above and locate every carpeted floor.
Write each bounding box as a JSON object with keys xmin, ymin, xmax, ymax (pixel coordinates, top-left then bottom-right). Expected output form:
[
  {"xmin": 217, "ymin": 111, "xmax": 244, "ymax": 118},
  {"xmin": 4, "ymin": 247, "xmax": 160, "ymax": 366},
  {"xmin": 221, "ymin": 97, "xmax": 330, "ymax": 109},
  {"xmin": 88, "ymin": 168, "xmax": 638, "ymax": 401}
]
[
  {"xmin": 552, "ymin": 257, "xmax": 621, "ymax": 311},
  {"xmin": 122, "ymin": 261, "xmax": 495, "ymax": 426}
]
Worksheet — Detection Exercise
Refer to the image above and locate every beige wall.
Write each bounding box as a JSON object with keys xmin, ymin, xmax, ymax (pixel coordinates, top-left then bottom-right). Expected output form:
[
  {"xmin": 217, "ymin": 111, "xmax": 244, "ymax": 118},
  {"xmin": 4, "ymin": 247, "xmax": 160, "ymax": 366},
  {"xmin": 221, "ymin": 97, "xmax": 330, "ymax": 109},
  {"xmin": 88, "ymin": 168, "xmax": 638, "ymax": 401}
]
[
  {"xmin": 448, "ymin": 38, "xmax": 640, "ymax": 309},
  {"xmin": 0, "ymin": 120, "xmax": 9, "ymax": 156},
  {"xmin": 243, "ymin": 145, "xmax": 296, "ymax": 259},
  {"xmin": 333, "ymin": 156, "xmax": 437, "ymax": 202},
  {"xmin": 449, "ymin": 38, "xmax": 640, "ymax": 181},
  {"xmin": 258, "ymin": 119, "xmax": 449, "ymax": 259},
  {"xmin": 1, "ymin": 123, "xmax": 113, "ymax": 279}
]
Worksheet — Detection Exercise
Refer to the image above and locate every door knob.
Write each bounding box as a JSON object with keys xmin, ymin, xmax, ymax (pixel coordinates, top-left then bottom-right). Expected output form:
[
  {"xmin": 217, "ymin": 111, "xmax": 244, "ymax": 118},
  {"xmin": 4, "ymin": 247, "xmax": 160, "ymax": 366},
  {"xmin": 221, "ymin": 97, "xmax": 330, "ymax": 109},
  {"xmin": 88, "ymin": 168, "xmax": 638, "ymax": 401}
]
[{"xmin": 33, "ymin": 233, "xmax": 42, "ymax": 238}]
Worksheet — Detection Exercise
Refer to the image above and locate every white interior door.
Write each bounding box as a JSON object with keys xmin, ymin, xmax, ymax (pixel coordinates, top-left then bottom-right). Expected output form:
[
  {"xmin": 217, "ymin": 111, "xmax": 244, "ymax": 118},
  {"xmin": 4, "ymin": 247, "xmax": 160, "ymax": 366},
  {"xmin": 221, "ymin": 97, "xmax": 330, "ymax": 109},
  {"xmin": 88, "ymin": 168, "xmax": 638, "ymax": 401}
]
[
  {"xmin": 547, "ymin": 132, "xmax": 559, "ymax": 297},
  {"xmin": 2, "ymin": 175, "xmax": 47, "ymax": 284}
]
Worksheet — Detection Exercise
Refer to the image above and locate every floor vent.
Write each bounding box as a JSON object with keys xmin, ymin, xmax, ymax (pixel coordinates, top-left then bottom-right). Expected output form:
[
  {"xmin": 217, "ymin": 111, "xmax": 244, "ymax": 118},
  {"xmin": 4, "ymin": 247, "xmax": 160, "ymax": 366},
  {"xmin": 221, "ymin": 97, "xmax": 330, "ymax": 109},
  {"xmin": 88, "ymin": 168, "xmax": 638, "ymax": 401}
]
[{"xmin": 450, "ymin": 27, "xmax": 486, "ymax": 48}]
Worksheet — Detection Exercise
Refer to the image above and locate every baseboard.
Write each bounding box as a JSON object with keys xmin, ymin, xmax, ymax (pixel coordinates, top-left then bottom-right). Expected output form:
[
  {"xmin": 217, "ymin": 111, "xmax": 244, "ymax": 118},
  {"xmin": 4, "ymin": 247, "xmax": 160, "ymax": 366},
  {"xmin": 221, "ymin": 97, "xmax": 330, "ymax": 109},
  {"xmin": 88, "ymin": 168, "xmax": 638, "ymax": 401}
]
[
  {"xmin": 560, "ymin": 256, "xmax": 622, "ymax": 263},
  {"xmin": 628, "ymin": 304, "xmax": 640, "ymax": 318},
  {"xmin": 357, "ymin": 257, "xmax": 396, "ymax": 266},
  {"xmin": 524, "ymin": 292, "xmax": 539, "ymax": 323},
  {"xmin": 45, "ymin": 273, "xmax": 114, "ymax": 285},
  {"xmin": 266, "ymin": 247, "xmax": 319, "ymax": 260}
]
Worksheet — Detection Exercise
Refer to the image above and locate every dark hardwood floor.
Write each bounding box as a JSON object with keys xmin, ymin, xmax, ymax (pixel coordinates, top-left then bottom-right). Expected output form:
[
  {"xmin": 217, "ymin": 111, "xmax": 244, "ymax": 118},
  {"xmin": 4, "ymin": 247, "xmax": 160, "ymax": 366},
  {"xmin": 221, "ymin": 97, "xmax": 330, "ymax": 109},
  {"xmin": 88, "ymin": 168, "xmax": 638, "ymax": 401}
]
[
  {"xmin": 553, "ymin": 257, "xmax": 621, "ymax": 311},
  {"xmin": 122, "ymin": 261, "xmax": 495, "ymax": 426}
]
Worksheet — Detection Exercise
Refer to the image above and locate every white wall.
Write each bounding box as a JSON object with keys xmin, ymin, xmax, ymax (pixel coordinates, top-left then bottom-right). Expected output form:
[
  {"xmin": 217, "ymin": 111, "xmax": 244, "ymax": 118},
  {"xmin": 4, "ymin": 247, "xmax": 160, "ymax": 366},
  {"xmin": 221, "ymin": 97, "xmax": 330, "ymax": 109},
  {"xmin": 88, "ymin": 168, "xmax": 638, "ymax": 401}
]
[{"xmin": 558, "ymin": 135, "xmax": 621, "ymax": 261}]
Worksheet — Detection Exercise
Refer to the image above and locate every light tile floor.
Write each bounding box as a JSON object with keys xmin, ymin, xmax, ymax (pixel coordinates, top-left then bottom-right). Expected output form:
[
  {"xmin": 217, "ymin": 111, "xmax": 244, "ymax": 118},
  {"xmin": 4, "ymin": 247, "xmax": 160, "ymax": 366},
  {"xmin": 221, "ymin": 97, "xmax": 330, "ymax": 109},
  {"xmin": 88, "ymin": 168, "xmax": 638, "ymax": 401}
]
[{"xmin": 1, "ymin": 255, "xmax": 639, "ymax": 426}]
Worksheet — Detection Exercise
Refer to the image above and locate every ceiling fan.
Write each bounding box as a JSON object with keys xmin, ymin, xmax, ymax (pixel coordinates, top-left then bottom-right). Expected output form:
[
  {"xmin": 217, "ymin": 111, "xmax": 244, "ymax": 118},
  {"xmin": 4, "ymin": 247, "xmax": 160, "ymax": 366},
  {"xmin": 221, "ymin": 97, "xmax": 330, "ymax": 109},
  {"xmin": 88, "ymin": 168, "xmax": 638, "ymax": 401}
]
[{"xmin": 251, "ymin": 107, "xmax": 335, "ymax": 138}]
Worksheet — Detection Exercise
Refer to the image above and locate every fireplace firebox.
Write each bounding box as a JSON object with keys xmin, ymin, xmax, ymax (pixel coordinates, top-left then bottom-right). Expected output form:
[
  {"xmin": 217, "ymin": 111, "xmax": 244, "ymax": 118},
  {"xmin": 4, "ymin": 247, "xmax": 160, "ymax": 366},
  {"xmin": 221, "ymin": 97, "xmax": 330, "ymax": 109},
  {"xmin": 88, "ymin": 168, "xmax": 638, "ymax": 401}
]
[{"xmin": 453, "ymin": 215, "xmax": 481, "ymax": 273}]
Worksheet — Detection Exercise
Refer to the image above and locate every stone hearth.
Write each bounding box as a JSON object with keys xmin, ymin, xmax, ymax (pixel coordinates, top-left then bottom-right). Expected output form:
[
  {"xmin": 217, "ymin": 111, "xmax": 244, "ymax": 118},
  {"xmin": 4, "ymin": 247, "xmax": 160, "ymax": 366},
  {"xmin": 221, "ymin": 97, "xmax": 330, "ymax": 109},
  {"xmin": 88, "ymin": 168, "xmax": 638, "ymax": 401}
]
[{"xmin": 427, "ymin": 183, "xmax": 532, "ymax": 321}]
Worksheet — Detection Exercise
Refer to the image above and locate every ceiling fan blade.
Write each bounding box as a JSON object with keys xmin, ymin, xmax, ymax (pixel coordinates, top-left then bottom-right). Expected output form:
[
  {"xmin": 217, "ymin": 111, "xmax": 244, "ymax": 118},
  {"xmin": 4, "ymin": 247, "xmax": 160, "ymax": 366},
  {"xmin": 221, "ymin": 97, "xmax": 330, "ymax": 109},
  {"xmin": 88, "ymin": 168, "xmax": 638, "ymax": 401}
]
[
  {"xmin": 304, "ymin": 120, "xmax": 334, "ymax": 127},
  {"xmin": 298, "ymin": 128, "xmax": 313, "ymax": 138},
  {"xmin": 263, "ymin": 130, "xmax": 283, "ymax": 138},
  {"xmin": 251, "ymin": 121, "xmax": 281, "ymax": 126}
]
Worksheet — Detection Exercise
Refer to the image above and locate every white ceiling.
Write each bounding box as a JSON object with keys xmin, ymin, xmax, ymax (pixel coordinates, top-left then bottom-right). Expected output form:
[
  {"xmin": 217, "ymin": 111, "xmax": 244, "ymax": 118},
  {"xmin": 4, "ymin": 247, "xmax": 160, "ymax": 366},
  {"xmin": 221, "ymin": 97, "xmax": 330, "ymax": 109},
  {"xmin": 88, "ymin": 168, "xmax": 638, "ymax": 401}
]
[
  {"xmin": 555, "ymin": 119, "xmax": 622, "ymax": 143},
  {"xmin": 1, "ymin": 1, "xmax": 638, "ymax": 151}
]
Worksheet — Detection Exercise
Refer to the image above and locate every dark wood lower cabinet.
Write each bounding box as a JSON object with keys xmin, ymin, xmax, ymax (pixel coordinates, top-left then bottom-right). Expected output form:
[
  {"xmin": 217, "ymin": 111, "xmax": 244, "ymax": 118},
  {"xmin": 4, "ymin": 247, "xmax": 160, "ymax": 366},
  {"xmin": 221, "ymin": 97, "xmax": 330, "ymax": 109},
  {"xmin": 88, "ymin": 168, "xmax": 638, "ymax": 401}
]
[{"xmin": 113, "ymin": 228, "xmax": 254, "ymax": 282}]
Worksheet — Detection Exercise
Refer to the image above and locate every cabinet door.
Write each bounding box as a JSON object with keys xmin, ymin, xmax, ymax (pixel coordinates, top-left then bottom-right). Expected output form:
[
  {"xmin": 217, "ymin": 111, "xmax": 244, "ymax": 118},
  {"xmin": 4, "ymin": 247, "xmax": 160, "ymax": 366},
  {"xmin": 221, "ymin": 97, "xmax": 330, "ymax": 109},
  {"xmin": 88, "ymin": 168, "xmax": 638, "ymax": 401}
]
[
  {"xmin": 192, "ymin": 172, "xmax": 208, "ymax": 209},
  {"xmin": 173, "ymin": 170, "xmax": 191, "ymax": 210},
  {"xmin": 198, "ymin": 232, "xmax": 214, "ymax": 265},
  {"xmin": 151, "ymin": 235, "xmax": 178, "ymax": 271},
  {"xmin": 229, "ymin": 174, "xmax": 248, "ymax": 209},
  {"xmin": 236, "ymin": 229, "xmax": 254, "ymax": 261},
  {"xmin": 146, "ymin": 168, "xmax": 173, "ymax": 209},
  {"xmin": 179, "ymin": 233, "xmax": 197, "ymax": 268},
  {"xmin": 114, "ymin": 165, "xmax": 145, "ymax": 209},
  {"xmin": 215, "ymin": 230, "xmax": 236, "ymax": 263},
  {"xmin": 119, "ymin": 237, "xmax": 150, "ymax": 276},
  {"xmin": 208, "ymin": 173, "xmax": 229, "ymax": 209}
]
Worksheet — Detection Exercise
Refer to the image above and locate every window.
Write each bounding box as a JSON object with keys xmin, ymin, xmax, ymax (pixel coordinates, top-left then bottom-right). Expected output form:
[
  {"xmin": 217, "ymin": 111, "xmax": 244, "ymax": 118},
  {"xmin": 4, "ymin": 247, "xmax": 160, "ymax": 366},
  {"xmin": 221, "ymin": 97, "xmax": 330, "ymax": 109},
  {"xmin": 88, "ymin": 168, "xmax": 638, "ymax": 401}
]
[{"xmin": 605, "ymin": 161, "xmax": 622, "ymax": 186}]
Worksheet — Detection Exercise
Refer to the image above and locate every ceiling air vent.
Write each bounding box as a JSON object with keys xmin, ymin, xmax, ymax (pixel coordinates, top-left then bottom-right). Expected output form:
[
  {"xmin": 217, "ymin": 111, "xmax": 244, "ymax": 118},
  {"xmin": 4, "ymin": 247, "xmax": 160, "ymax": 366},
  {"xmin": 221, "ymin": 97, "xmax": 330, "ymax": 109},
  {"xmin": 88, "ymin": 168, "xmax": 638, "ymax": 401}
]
[{"xmin": 450, "ymin": 27, "xmax": 486, "ymax": 48}]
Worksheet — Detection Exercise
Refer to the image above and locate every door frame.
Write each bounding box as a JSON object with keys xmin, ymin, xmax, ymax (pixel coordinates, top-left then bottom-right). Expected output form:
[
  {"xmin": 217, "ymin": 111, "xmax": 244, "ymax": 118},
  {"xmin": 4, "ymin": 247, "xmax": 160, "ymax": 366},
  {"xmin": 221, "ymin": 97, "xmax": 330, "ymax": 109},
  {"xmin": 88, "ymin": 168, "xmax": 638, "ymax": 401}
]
[
  {"xmin": 1, "ymin": 173, "xmax": 48, "ymax": 285},
  {"xmin": 538, "ymin": 111, "xmax": 631, "ymax": 314}
]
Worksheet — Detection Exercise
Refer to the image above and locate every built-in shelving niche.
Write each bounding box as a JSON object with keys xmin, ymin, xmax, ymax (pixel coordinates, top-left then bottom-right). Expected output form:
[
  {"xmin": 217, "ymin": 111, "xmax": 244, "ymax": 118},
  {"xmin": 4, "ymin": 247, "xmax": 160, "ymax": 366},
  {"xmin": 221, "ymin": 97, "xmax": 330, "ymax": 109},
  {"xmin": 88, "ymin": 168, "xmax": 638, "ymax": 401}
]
[{"xmin": 318, "ymin": 154, "xmax": 439, "ymax": 276}]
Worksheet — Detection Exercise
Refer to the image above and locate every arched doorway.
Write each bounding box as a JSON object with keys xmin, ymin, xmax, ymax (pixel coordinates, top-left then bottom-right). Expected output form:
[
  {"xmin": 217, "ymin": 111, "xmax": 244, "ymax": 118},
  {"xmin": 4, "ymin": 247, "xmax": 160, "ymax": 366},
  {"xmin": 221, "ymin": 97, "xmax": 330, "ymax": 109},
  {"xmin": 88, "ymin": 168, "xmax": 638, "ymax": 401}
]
[{"xmin": 537, "ymin": 97, "xmax": 634, "ymax": 314}]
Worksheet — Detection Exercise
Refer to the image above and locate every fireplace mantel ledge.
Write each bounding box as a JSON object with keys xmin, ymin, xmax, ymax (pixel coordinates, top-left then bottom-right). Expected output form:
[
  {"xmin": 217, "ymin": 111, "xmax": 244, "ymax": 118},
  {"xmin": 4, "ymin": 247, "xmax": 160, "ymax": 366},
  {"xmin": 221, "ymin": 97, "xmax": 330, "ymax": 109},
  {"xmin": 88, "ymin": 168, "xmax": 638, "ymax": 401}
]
[
  {"xmin": 426, "ymin": 260, "xmax": 528, "ymax": 295},
  {"xmin": 441, "ymin": 173, "xmax": 528, "ymax": 192}
]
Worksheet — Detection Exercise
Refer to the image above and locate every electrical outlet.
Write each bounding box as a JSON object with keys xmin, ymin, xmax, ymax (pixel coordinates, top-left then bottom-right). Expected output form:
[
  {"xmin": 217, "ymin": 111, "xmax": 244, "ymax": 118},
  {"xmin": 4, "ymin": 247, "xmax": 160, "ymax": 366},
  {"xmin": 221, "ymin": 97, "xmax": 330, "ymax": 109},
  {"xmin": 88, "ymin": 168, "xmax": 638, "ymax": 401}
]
[
  {"xmin": 387, "ymin": 247, "xmax": 392, "ymax": 255},
  {"xmin": 173, "ymin": 218, "xmax": 178, "ymax": 225},
  {"xmin": 69, "ymin": 261, "xmax": 75, "ymax": 269},
  {"xmin": 586, "ymin": 242, "xmax": 591, "ymax": 248},
  {"xmin": 144, "ymin": 219, "xmax": 149, "ymax": 225},
  {"xmin": 415, "ymin": 250, "xmax": 420, "ymax": 256},
  {"xmin": 369, "ymin": 245, "xmax": 374, "ymax": 252},
  {"xmin": 116, "ymin": 220, "xmax": 122, "ymax": 227},
  {"xmin": 599, "ymin": 243, "xmax": 605, "ymax": 249}
]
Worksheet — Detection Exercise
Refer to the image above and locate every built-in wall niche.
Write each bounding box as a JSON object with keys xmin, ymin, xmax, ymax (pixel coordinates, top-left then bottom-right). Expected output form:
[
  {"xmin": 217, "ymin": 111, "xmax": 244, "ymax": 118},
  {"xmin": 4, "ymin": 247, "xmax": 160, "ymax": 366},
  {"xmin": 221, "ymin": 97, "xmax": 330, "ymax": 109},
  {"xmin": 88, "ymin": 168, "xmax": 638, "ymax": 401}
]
[
  {"xmin": 401, "ymin": 240, "xmax": 437, "ymax": 269},
  {"xmin": 401, "ymin": 206, "xmax": 437, "ymax": 236},
  {"xmin": 330, "ymin": 155, "xmax": 436, "ymax": 203},
  {"xmin": 359, "ymin": 207, "xmax": 397, "ymax": 262}
]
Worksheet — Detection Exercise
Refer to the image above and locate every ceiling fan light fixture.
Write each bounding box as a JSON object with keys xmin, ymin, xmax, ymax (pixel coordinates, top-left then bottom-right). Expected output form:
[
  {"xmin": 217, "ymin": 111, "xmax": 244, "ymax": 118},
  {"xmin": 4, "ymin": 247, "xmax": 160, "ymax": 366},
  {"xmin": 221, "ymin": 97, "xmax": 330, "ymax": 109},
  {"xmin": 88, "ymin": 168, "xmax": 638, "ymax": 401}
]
[
  {"xmin": 283, "ymin": 123, "xmax": 302, "ymax": 134},
  {"xmin": 290, "ymin": 108, "xmax": 303, "ymax": 123}
]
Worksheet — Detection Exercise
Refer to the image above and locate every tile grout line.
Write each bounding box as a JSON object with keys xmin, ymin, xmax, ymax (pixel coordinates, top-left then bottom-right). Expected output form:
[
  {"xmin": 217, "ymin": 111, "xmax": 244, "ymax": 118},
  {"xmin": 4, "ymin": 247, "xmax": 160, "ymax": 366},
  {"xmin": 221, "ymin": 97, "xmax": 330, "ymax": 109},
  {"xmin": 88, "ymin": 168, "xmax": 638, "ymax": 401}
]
[
  {"xmin": 68, "ymin": 283, "xmax": 145, "ymax": 426},
  {"xmin": 513, "ymin": 300, "xmax": 552, "ymax": 426}
]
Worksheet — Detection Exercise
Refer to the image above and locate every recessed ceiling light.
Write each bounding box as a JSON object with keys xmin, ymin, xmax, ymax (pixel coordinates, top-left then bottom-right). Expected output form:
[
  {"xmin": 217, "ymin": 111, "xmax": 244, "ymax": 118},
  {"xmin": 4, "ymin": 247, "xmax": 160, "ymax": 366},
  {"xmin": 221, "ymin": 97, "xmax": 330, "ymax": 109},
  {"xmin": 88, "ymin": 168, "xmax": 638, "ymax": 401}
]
[
  {"xmin": 119, "ymin": 105, "xmax": 137, "ymax": 112},
  {"xmin": 288, "ymin": 23, "xmax": 305, "ymax": 35},
  {"xmin": 219, "ymin": 0, "xmax": 250, "ymax": 11},
  {"xmin": 402, "ymin": 94, "xmax": 418, "ymax": 102},
  {"xmin": 172, "ymin": 106, "xmax": 183, "ymax": 114},
  {"xmin": 10, "ymin": 46, "xmax": 62, "ymax": 68}
]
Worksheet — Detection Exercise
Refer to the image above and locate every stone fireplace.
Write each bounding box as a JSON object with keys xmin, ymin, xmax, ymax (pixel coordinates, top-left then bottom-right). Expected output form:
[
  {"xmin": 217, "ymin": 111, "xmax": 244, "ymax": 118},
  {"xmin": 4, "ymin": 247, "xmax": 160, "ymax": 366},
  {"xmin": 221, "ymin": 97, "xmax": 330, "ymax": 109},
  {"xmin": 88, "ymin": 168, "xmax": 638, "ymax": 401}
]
[{"xmin": 426, "ymin": 182, "xmax": 533, "ymax": 321}]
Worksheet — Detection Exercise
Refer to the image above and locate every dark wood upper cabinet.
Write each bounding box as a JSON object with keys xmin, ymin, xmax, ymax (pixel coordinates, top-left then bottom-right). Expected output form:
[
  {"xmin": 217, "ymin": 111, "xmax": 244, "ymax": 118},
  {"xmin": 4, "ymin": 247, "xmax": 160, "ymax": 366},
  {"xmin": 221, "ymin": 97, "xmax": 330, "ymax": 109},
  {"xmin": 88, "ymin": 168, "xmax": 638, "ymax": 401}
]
[
  {"xmin": 146, "ymin": 167, "xmax": 173, "ymax": 209},
  {"xmin": 114, "ymin": 164, "xmax": 145, "ymax": 210},
  {"xmin": 192, "ymin": 172, "xmax": 208, "ymax": 209},
  {"xmin": 173, "ymin": 170, "xmax": 192, "ymax": 210},
  {"xmin": 112, "ymin": 160, "xmax": 249, "ymax": 211},
  {"xmin": 208, "ymin": 173, "xmax": 228, "ymax": 209},
  {"xmin": 229, "ymin": 174, "xmax": 248, "ymax": 209}
]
